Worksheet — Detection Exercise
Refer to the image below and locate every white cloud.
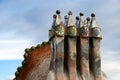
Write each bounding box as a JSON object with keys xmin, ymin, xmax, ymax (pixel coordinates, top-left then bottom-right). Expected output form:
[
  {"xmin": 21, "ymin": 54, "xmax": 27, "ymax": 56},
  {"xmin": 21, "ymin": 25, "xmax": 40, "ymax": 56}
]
[
  {"xmin": 102, "ymin": 60, "xmax": 120, "ymax": 80},
  {"xmin": 6, "ymin": 75, "xmax": 14, "ymax": 80},
  {"xmin": 101, "ymin": 50, "xmax": 120, "ymax": 80},
  {"xmin": 0, "ymin": 40, "xmax": 33, "ymax": 60},
  {"xmin": 0, "ymin": 49, "xmax": 23, "ymax": 60}
]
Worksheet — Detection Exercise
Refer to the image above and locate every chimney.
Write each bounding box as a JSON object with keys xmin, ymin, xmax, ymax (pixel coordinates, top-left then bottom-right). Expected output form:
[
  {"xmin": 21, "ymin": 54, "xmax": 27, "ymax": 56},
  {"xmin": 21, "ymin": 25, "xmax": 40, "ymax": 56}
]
[{"xmin": 89, "ymin": 13, "xmax": 102, "ymax": 80}]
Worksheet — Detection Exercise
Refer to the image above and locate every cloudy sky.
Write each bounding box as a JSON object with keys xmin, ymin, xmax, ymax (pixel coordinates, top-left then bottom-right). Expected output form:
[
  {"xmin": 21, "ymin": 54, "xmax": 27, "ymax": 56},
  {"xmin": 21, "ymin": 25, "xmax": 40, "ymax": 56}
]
[{"xmin": 0, "ymin": 0, "xmax": 120, "ymax": 80}]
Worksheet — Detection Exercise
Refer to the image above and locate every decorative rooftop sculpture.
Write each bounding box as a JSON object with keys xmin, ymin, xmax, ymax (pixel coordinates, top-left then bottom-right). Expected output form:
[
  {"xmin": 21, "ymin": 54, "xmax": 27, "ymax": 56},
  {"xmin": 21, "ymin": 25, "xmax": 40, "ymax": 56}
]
[
  {"xmin": 48, "ymin": 10, "xmax": 106, "ymax": 80},
  {"xmin": 49, "ymin": 11, "xmax": 102, "ymax": 39},
  {"xmin": 14, "ymin": 10, "xmax": 107, "ymax": 80}
]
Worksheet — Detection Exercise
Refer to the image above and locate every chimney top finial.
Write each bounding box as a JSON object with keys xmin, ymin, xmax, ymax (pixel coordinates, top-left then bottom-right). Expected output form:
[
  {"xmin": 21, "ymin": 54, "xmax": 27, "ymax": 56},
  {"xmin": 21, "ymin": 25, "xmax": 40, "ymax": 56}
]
[
  {"xmin": 56, "ymin": 10, "xmax": 60, "ymax": 14},
  {"xmin": 76, "ymin": 16, "xmax": 79, "ymax": 20},
  {"xmin": 64, "ymin": 15, "xmax": 68, "ymax": 19},
  {"xmin": 86, "ymin": 17, "xmax": 90, "ymax": 21},
  {"xmin": 91, "ymin": 13, "xmax": 95, "ymax": 17},
  {"xmin": 53, "ymin": 14, "xmax": 57, "ymax": 19},
  {"xmin": 68, "ymin": 11, "xmax": 72, "ymax": 15},
  {"xmin": 80, "ymin": 12, "xmax": 84, "ymax": 16}
]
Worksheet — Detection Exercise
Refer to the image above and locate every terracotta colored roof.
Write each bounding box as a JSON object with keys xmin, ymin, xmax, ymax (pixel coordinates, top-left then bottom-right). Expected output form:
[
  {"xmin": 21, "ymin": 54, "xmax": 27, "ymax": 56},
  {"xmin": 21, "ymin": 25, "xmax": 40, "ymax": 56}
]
[{"xmin": 13, "ymin": 41, "xmax": 52, "ymax": 80}]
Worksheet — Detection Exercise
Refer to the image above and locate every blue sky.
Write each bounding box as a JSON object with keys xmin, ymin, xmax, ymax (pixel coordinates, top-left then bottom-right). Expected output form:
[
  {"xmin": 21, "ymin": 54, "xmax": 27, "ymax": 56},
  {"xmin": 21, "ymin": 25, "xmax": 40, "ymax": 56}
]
[{"xmin": 0, "ymin": 0, "xmax": 120, "ymax": 80}]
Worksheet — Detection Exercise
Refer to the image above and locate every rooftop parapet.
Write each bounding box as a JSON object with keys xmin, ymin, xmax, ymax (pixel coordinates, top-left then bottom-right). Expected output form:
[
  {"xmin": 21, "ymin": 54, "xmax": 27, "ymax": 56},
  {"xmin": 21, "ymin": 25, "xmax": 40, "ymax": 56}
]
[{"xmin": 49, "ymin": 10, "xmax": 102, "ymax": 39}]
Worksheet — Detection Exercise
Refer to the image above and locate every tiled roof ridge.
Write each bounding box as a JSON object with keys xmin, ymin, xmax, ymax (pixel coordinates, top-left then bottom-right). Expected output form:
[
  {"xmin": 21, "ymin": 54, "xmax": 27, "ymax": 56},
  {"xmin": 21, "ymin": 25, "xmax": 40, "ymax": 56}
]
[{"xmin": 13, "ymin": 41, "xmax": 49, "ymax": 80}]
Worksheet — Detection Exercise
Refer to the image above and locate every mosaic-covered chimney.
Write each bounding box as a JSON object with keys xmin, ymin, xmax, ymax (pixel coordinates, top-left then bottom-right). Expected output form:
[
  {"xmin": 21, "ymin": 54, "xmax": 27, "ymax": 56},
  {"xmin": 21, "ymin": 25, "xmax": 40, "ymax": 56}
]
[{"xmin": 48, "ymin": 10, "xmax": 102, "ymax": 80}]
